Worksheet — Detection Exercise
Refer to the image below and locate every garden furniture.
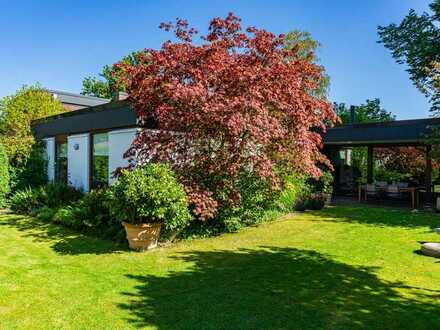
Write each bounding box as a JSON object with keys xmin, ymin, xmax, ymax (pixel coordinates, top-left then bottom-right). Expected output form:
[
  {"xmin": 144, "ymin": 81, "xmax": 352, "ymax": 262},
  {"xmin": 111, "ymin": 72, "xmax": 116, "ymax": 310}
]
[{"xmin": 358, "ymin": 183, "xmax": 421, "ymax": 209}]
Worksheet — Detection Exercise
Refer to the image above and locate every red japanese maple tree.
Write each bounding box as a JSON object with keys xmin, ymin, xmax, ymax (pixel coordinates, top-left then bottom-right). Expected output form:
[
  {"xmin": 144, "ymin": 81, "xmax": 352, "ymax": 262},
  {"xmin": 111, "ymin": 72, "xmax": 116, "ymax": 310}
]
[{"xmin": 117, "ymin": 13, "xmax": 338, "ymax": 220}]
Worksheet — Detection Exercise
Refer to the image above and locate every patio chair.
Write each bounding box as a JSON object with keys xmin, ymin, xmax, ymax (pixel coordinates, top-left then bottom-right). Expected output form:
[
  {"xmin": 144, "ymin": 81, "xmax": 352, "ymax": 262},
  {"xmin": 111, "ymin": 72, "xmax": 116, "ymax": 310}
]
[
  {"xmin": 365, "ymin": 184, "xmax": 377, "ymax": 200},
  {"xmin": 386, "ymin": 184, "xmax": 401, "ymax": 199},
  {"xmin": 375, "ymin": 181, "xmax": 388, "ymax": 189},
  {"xmin": 397, "ymin": 182, "xmax": 408, "ymax": 189}
]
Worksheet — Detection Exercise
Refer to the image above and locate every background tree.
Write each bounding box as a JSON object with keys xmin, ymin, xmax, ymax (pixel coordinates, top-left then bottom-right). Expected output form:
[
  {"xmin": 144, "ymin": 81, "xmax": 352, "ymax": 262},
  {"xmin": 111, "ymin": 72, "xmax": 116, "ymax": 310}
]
[
  {"xmin": 333, "ymin": 99, "xmax": 396, "ymax": 182},
  {"xmin": 284, "ymin": 30, "xmax": 329, "ymax": 97},
  {"xmin": 373, "ymin": 146, "xmax": 433, "ymax": 183},
  {"xmin": 82, "ymin": 31, "xmax": 327, "ymax": 100},
  {"xmin": 12, "ymin": 141, "xmax": 48, "ymax": 191},
  {"xmin": 334, "ymin": 98, "xmax": 395, "ymax": 124},
  {"xmin": 81, "ymin": 51, "xmax": 147, "ymax": 99},
  {"xmin": 378, "ymin": 1, "xmax": 440, "ymax": 162},
  {"xmin": 118, "ymin": 13, "xmax": 338, "ymax": 220},
  {"xmin": 0, "ymin": 85, "xmax": 64, "ymax": 167},
  {"xmin": 0, "ymin": 141, "xmax": 9, "ymax": 207},
  {"xmin": 378, "ymin": 0, "xmax": 440, "ymax": 114}
]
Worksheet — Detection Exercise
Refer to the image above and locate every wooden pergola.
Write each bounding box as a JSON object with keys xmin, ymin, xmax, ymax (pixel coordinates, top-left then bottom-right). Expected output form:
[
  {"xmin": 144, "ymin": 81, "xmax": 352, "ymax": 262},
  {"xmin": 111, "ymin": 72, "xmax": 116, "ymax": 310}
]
[{"xmin": 323, "ymin": 118, "xmax": 440, "ymax": 206}]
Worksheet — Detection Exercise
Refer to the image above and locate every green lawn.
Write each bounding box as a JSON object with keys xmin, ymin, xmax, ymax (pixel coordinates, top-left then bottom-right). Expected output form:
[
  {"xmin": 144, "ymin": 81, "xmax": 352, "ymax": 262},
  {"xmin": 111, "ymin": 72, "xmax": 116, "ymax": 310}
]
[{"xmin": 1, "ymin": 206, "xmax": 440, "ymax": 329}]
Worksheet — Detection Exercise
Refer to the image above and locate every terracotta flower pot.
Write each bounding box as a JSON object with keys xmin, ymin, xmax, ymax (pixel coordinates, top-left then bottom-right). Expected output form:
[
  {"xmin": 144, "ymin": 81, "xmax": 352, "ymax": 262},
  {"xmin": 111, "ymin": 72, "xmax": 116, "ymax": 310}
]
[{"xmin": 122, "ymin": 222, "xmax": 162, "ymax": 251}]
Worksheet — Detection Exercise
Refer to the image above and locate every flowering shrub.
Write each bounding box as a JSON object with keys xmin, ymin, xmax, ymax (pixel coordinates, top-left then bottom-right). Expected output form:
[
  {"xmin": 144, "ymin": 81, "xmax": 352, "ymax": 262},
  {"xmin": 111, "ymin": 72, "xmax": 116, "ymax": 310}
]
[{"xmin": 117, "ymin": 13, "xmax": 338, "ymax": 220}]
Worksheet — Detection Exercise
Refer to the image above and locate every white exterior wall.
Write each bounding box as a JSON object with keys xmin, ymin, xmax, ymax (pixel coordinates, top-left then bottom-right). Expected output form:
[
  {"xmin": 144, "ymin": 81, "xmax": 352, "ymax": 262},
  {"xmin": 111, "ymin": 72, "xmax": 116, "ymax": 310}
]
[
  {"xmin": 44, "ymin": 137, "xmax": 55, "ymax": 182},
  {"xmin": 108, "ymin": 128, "xmax": 137, "ymax": 185},
  {"xmin": 67, "ymin": 133, "xmax": 90, "ymax": 192}
]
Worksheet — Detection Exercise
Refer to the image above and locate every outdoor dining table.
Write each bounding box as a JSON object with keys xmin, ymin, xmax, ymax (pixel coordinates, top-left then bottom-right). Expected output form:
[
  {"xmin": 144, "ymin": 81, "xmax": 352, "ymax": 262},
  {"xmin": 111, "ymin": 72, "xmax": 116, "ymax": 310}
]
[{"xmin": 358, "ymin": 185, "xmax": 422, "ymax": 209}]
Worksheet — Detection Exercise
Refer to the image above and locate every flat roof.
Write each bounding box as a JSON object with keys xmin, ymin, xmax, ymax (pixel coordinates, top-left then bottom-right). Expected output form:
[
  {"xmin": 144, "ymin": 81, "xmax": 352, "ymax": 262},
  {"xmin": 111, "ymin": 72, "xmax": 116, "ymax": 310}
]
[
  {"xmin": 47, "ymin": 89, "xmax": 110, "ymax": 107},
  {"xmin": 324, "ymin": 118, "xmax": 440, "ymax": 146},
  {"xmin": 33, "ymin": 100, "xmax": 438, "ymax": 147},
  {"xmin": 32, "ymin": 100, "xmax": 138, "ymax": 138}
]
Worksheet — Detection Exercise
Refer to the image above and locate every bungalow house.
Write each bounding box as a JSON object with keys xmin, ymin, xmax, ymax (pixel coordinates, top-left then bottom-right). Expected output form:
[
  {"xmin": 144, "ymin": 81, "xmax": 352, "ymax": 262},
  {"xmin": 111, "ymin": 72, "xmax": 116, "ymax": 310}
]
[
  {"xmin": 32, "ymin": 91, "xmax": 438, "ymax": 204},
  {"xmin": 32, "ymin": 92, "xmax": 144, "ymax": 192}
]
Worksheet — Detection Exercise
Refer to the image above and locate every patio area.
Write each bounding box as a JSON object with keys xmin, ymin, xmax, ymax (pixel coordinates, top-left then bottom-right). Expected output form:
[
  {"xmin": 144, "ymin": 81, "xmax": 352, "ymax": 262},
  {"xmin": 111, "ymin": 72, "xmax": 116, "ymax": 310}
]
[
  {"xmin": 332, "ymin": 195, "xmax": 417, "ymax": 210},
  {"xmin": 324, "ymin": 118, "xmax": 440, "ymax": 209}
]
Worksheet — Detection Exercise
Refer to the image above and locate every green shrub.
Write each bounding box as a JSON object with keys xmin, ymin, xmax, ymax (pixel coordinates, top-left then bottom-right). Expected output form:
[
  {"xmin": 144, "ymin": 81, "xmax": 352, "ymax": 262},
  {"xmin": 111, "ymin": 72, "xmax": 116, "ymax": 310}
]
[
  {"xmin": 9, "ymin": 187, "xmax": 41, "ymax": 213},
  {"xmin": 305, "ymin": 192, "xmax": 326, "ymax": 210},
  {"xmin": 276, "ymin": 172, "xmax": 310, "ymax": 212},
  {"xmin": 11, "ymin": 141, "xmax": 47, "ymax": 192},
  {"xmin": 52, "ymin": 207, "xmax": 81, "ymax": 229},
  {"xmin": 374, "ymin": 167, "xmax": 409, "ymax": 183},
  {"xmin": 73, "ymin": 190, "xmax": 112, "ymax": 228},
  {"xmin": 110, "ymin": 164, "xmax": 192, "ymax": 236},
  {"xmin": 31, "ymin": 188, "xmax": 125, "ymax": 242},
  {"xmin": 0, "ymin": 142, "xmax": 10, "ymax": 207},
  {"xmin": 294, "ymin": 198, "xmax": 307, "ymax": 212},
  {"xmin": 215, "ymin": 171, "xmax": 277, "ymax": 232},
  {"xmin": 183, "ymin": 171, "xmax": 286, "ymax": 236},
  {"xmin": 318, "ymin": 171, "xmax": 334, "ymax": 195},
  {"xmin": 9, "ymin": 183, "xmax": 82, "ymax": 214},
  {"xmin": 36, "ymin": 206, "xmax": 57, "ymax": 222},
  {"xmin": 73, "ymin": 189, "xmax": 124, "ymax": 240},
  {"xmin": 42, "ymin": 183, "xmax": 83, "ymax": 208},
  {"xmin": 183, "ymin": 171, "xmax": 314, "ymax": 237},
  {"xmin": 307, "ymin": 170, "xmax": 334, "ymax": 195}
]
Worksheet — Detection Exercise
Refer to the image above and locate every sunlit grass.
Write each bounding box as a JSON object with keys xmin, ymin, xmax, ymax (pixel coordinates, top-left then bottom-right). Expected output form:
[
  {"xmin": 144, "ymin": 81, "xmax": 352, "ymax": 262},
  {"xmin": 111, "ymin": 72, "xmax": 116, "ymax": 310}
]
[{"xmin": 0, "ymin": 206, "xmax": 439, "ymax": 329}]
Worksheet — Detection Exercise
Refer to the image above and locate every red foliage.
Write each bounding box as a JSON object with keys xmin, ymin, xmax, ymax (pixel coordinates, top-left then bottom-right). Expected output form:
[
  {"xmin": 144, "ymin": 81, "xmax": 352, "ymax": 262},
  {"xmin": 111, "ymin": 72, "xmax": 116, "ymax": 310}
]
[
  {"xmin": 374, "ymin": 147, "xmax": 438, "ymax": 179},
  {"xmin": 117, "ymin": 13, "xmax": 338, "ymax": 220}
]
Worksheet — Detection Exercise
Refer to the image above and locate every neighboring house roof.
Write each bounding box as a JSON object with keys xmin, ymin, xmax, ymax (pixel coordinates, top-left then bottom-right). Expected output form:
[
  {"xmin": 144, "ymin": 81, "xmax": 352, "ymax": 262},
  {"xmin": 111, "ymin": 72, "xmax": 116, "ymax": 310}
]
[
  {"xmin": 47, "ymin": 89, "xmax": 110, "ymax": 108},
  {"xmin": 324, "ymin": 118, "xmax": 440, "ymax": 146}
]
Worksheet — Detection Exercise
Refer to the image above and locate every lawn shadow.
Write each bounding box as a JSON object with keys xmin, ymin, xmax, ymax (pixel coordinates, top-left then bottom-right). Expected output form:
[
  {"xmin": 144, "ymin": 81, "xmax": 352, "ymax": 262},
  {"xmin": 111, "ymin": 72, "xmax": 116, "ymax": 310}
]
[
  {"xmin": 119, "ymin": 246, "xmax": 440, "ymax": 329},
  {"xmin": 0, "ymin": 211, "xmax": 126, "ymax": 255},
  {"xmin": 314, "ymin": 205, "xmax": 440, "ymax": 229}
]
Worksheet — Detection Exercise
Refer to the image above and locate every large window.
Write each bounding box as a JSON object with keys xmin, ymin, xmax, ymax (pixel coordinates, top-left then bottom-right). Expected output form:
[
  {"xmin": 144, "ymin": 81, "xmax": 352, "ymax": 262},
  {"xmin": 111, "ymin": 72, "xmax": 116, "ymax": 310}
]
[
  {"xmin": 92, "ymin": 132, "xmax": 109, "ymax": 189},
  {"xmin": 55, "ymin": 135, "xmax": 68, "ymax": 184}
]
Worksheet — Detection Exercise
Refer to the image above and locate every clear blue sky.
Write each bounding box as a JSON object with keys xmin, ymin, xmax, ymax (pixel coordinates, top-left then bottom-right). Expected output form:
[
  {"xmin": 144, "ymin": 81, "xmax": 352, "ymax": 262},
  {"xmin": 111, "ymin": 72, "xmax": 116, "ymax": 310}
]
[{"xmin": 0, "ymin": 0, "xmax": 433, "ymax": 119}]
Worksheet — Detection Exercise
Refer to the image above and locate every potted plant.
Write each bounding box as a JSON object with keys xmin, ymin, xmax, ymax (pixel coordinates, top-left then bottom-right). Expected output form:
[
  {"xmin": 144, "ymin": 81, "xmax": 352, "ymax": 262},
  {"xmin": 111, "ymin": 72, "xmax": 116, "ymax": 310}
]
[{"xmin": 110, "ymin": 164, "xmax": 192, "ymax": 250}]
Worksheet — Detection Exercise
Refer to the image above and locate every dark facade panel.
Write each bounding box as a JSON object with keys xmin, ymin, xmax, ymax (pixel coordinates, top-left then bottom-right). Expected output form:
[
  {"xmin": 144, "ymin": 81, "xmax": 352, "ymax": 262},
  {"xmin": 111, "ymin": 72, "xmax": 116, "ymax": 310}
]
[
  {"xmin": 33, "ymin": 101, "xmax": 137, "ymax": 138},
  {"xmin": 33, "ymin": 99, "xmax": 439, "ymax": 147},
  {"xmin": 323, "ymin": 118, "xmax": 440, "ymax": 146}
]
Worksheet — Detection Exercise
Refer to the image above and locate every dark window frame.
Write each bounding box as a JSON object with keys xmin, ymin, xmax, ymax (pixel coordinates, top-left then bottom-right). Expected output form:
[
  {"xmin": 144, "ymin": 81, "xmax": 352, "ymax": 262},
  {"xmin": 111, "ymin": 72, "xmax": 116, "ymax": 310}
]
[
  {"xmin": 90, "ymin": 130, "xmax": 110, "ymax": 190},
  {"xmin": 54, "ymin": 135, "xmax": 68, "ymax": 184}
]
